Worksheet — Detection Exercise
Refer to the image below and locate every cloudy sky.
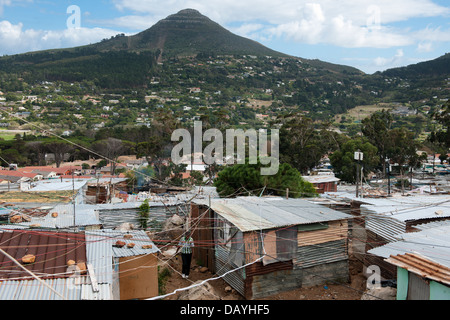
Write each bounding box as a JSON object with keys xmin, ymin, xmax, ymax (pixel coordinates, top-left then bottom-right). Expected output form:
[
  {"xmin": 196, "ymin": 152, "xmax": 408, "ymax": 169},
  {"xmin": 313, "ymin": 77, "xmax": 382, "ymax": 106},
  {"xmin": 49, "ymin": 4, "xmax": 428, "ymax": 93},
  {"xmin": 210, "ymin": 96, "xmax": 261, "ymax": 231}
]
[{"xmin": 0, "ymin": 0, "xmax": 449, "ymax": 74}]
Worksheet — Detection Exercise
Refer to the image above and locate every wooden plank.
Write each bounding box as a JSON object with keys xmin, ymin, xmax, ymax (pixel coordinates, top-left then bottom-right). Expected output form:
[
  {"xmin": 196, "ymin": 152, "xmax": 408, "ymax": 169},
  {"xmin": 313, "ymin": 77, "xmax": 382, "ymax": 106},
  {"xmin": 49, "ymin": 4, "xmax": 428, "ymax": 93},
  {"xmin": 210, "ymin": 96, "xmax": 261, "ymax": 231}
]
[
  {"xmin": 87, "ymin": 263, "xmax": 99, "ymax": 293},
  {"xmin": 298, "ymin": 220, "xmax": 348, "ymax": 247},
  {"xmin": 243, "ymin": 231, "xmax": 262, "ymax": 264}
]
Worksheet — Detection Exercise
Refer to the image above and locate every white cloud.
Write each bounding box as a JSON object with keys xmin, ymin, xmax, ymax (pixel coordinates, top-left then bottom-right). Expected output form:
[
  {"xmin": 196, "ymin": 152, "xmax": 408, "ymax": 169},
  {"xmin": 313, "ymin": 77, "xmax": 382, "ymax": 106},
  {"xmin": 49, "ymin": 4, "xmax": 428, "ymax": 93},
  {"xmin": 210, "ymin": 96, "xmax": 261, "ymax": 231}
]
[
  {"xmin": 1, "ymin": 0, "xmax": 449, "ymax": 59},
  {"xmin": 112, "ymin": 0, "xmax": 449, "ymax": 24},
  {"xmin": 0, "ymin": 20, "xmax": 121, "ymax": 55},
  {"xmin": 414, "ymin": 26, "xmax": 450, "ymax": 42},
  {"xmin": 230, "ymin": 23, "xmax": 265, "ymax": 39},
  {"xmin": 417, "ymin": 42, "xmax": 433, "ymax": 53},
  {"xmin": 262, "ymin": 5, "xmax": 415, "ymax": 49},
  {"xmin": 109, "ymin": 0, "xmax": 449, "ymax": 49},
  {"xmin": 374, "ymin": 49, "xmax": 405, "ymax": 68},
  {"xmin": 89, "ymin": 15, "xmax": 158, "ymax": 31}
]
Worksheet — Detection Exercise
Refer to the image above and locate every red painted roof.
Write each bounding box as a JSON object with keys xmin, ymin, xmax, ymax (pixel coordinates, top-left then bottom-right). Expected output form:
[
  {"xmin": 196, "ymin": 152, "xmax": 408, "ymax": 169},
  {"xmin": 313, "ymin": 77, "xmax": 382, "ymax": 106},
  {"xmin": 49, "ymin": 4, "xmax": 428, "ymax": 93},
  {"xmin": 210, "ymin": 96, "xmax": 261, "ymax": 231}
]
[
  {"xmin": 0, "ymin": 170, "xmax": 38, "ymax": 178},
  {"xmin": 18, "ymin": 166, "xmax": 82, "ymax": 174},
  {"xmin": 0, "ymin": 229, "xmax": 87, "ymax": 280}
]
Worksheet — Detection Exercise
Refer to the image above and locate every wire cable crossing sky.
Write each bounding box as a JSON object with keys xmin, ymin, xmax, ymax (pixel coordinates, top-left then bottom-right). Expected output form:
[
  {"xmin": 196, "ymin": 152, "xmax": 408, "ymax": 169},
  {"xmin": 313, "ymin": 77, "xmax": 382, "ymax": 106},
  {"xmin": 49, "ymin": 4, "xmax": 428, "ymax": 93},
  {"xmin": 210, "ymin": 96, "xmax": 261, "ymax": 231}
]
[{"xmin": 0, "ymin": 0, "xmax": 449, "ymax": 74}]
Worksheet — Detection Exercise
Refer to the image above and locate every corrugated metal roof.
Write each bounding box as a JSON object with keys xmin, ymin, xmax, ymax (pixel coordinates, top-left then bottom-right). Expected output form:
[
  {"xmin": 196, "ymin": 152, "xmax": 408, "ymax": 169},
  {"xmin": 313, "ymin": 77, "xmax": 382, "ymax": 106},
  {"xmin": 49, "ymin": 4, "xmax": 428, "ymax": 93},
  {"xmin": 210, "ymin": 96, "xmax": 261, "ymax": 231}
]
[
  {"xmin": 361, "ymin": 203, "xmax": 450, "ymax": 222},
  {"xmin": 365, "ymin": 214, "xmax": 407, "ymax": 242},
  {"xmin": 11, "ymin": 203, "xmax": 101, "ymax": 229},
  {"xmin": 0, "ymin": 228, "xmax": 121, "ymax": 300},
  {"xmin": 85, "ymin": 229, "xmax": 160, "ymax": 285},
  {"xmin": 326, "ymin": 192, "xmax": 450, "ymax": 222},
  {"xmin": 194, "ymin": 197, "xmax": 351, "ymax": 232},
  {"xmin": 0, "ymin": 229, "xmax": 87, "ymax": 281},
  {"xmin": 84, "ymin": 231, "xmax": 114, "ymax": 285},
  {"xmin": 0, "ymin": 278, "xmax": 81, "ymax": 300},
  {"xmin": 302, "ymin": 175, "xmax": 341, "ymax": 183},
  {"xmin": 386, "ymin": 253, "xmax": 450, "ymax": 285},
  {"xmin": 0, "ymin": 277, "xmax": 112, "ymax": 300},
  {"xmin": 29, "ymin": 179, "xmax": 88, "ymax": 192},
  {"xmin": 81, "ymin": 283, "xmax": 112, "ymax": 300},
  {"xmin": 415, "ymin": 220, "xmax": 450, "ymax": 230},
  {"xmin": 368, "ymin": 224, "xmax": 450, "ymax": 270}
]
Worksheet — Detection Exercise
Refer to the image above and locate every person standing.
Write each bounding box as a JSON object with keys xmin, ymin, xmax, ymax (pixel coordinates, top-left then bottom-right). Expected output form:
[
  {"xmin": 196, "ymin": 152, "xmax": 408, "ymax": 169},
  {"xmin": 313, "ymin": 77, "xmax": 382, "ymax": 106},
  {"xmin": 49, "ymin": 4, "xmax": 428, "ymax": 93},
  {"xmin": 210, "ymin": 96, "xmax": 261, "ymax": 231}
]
[{"xmin": 177, "ymin": 231, "xmax": 194, "ymax": 279}]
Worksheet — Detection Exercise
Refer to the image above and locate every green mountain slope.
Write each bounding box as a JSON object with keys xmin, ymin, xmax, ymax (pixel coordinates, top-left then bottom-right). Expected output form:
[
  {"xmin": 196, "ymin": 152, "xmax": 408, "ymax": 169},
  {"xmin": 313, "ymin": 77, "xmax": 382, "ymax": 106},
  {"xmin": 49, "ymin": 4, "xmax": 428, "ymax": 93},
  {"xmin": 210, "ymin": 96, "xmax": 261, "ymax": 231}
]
[
  {"xmin": 0, "ymin": 8, "xmax": 447, "ymax": 115},
  {"xmin": 380, "ymin": 53, "xmax": 450, "ymax": 78},
  {"xmin": 0, "ymin": 8, "xmax": 363, "ymax": 87},
  {"xmin": 94, "ymin": 8, "xmax": 288, "ymax": 59}
]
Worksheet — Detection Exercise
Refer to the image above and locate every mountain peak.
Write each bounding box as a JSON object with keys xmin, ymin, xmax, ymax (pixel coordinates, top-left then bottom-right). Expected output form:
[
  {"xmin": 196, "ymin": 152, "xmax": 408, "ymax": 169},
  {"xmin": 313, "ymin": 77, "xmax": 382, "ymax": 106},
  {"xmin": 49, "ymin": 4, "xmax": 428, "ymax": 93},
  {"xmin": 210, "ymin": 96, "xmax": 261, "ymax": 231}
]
[
  {"xmin": 176, "ymin": 8, "xmax": 202, "ymax": 15},
  {"xmin": 118, "ymin": 8, "xmax": 286, "ymax": 58},
  {"xmin": 160, "ymin": 8, "xmax": 212, "ymax": 25}
]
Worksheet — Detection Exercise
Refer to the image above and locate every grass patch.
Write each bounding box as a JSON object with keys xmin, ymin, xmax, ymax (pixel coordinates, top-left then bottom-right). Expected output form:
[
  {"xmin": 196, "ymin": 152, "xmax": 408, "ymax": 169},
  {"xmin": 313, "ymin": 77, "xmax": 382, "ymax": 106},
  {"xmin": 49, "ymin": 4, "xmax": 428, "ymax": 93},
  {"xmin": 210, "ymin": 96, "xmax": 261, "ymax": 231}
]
[
  {"xmin": 0, "ymin": 133, "xmax": 16, "ymax": 141},
  {"xmin": 0, "ymin": 191, "xmax": 75, "ymax": 203},
  {"xmin": 335, "ymin": 103, "xmax": 395, "ymax": 124}
]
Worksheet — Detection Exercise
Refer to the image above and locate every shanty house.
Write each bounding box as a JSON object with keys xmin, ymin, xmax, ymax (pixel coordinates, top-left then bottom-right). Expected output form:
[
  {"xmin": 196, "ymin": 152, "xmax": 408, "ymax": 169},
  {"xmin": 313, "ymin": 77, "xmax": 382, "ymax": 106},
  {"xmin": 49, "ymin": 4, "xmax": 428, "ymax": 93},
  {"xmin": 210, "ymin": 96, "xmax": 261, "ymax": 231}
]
[
  {"xmin": 325, "ymin": 193, "xmax": 450, "ymax": 280},
  {"xmin": 7, "ymin": 203, "xmax": 102, "ymax": 231},
  {"xmin": 0, "ymin": 228, "xmax": 159, "ymax": 300},
  {"xmin": 302, "ymin": 175, "xmax": 340, "ymax": 193},
  {"xmin": 369, "ymin": 222, "xmax": 450, "ymax": 300},
  {"xmin": 85, "ymin": 229, "xmax": 160, "ymax": 300},
  {"xmin": 190, "ymin": 197, "xmax": 352, "ymax": 299}
]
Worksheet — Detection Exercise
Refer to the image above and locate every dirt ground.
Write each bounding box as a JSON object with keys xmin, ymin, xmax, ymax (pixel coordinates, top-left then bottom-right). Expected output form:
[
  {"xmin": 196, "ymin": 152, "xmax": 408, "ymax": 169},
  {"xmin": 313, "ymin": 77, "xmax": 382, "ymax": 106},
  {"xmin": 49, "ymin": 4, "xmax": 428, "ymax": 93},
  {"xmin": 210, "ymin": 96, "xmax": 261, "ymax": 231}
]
[{"xmin": 159, "ymin": 254, "xmax": 365, "ymax": 301}]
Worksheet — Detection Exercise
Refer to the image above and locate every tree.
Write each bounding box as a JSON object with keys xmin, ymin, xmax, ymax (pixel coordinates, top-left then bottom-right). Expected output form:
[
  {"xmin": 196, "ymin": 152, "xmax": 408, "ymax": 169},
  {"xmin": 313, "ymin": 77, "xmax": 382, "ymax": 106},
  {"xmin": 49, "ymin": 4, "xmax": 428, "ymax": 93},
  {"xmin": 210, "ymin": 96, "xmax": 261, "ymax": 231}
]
[
  {"xmin": 386, "ymin": 127, "xmax": 420, "ymax": 194},
  {"xmin": 0, "ymin": 148, "xmax": 28, "ymax": 166},
  {"xmin": 161, "ymin": 162, "xmax": 188, "ymax": 186},
  {"xmin": 430, "ymin": 101, "xmax": 450, "ymax": 150},
  {"xmin": 330, "ymin": 138, "xmax": 379, "ymax": 183},
  {"xmin": 136, "ymin": 137, "xmax": 166, "ymax": 179},
  {"xmin": 277, "ymin": 114, "xmax": 335, "ymax": 174},
  {"xmin": 92, "ymin": 138, "xmax": 130, "ymax": 174},
  {"xmin": 214, "ymin": 161, "xmax": 317, "ymax": 198},
  {"xmin": 188, "ymin": 170, "xmax": 205, "ymax": 186},
  {"xmin": 138, "ymin": 199, "xmax": 150, "ymax": 229},
  {"xmin": 361, "ymin": 109, "xmax": 393, "ymax": 176},
  {"xmin": 25, "ymin": 141, "xmax": 46, "ymax": 166},
  {"xmin": 43, "ymin": 140, "xmax": 74, "ymax": 168}
]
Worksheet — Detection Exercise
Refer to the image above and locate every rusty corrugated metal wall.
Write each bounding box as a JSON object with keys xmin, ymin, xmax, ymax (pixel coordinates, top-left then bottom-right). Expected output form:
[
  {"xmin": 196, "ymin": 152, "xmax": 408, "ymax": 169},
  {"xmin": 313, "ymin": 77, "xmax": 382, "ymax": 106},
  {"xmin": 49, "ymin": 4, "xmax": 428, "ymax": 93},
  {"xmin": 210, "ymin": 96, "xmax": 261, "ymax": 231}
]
[
  {"xmin": 192, "ymin": 201, "xmax": 351, "ymax": 299},
  {"xmin": 191, "ymin": 203, "xmax": 215, "ymax": 271}
]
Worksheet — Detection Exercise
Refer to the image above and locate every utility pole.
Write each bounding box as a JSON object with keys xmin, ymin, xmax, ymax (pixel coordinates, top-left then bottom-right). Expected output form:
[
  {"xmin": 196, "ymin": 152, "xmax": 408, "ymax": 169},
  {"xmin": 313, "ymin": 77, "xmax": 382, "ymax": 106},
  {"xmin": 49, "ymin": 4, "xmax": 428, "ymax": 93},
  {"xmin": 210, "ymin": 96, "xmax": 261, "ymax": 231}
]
[
  {"xmin": 386, "ymin": 158, "xmax": 391, "ymax": 196},
  {"xmin": 72, "ymin": 167, "xmax": 76, "ymax": 228},
  {"xmin": 354, "ymin": 150, "xmax": 363, "ymax": 198}
]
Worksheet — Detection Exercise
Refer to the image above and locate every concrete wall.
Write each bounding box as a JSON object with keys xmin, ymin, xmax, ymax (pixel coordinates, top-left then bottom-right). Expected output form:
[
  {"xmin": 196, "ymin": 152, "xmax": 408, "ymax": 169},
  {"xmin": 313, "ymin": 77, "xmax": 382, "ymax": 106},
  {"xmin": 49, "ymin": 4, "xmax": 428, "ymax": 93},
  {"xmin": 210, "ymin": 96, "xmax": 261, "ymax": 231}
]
[{"xmin": 301, "ymin": 260, "xmax": 349, "ymax": 288}]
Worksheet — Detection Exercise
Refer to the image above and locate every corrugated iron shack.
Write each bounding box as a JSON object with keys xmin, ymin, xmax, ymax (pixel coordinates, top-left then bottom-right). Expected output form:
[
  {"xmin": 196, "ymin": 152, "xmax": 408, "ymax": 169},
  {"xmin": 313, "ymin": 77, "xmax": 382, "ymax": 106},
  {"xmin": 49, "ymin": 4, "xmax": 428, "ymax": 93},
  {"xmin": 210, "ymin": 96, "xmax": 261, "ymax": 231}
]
[
  {"xmin": 190, "ymin": 196, "xmax": 352, "ymax": 299},
  {"xmin": 0, "ymin": 227, "xmax": 160, "ymax": 300},
  {"xmin": 323, "ymin": 193, "xmax": 450, "ymax": 280},
  {"xmin": 302, "ymin": 175, "xmax": 341, "ymax": 193},
  {"xmin": 369, "ymin": 222, "xmax": 450, "ymax": 300}
]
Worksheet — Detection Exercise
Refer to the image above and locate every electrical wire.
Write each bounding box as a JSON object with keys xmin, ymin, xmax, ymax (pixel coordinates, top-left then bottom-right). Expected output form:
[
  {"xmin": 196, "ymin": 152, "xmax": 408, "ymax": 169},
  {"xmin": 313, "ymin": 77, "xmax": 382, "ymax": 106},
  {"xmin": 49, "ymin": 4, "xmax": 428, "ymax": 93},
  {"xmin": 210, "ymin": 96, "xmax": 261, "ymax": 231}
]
[
  {"xmin": 1, "ymin": 107, "xmax": 449, "ymax": 296},
  {"xmin": 1, "ymin": 106, "xmax": 447, "ymax": 300},
  {"xmin": 0, "ymin": 247, "xmax": 67, "ymax": 299}
]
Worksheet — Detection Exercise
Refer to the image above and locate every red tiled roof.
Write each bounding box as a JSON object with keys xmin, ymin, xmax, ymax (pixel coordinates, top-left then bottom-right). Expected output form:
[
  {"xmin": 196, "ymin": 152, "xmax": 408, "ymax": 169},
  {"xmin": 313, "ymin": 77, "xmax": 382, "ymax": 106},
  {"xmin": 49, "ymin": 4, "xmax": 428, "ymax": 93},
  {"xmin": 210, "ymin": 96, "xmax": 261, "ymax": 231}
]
[
  {"xmin": 0, "ymin": 229, "xmax": 87, "ymax": 280},
  {"xmin": 18, "ymin": 166, "xmax": 82, "ymax": 174},
  {"xmin": 0, "ymin": 170, "xmax": 38, "ymax": 178}
]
